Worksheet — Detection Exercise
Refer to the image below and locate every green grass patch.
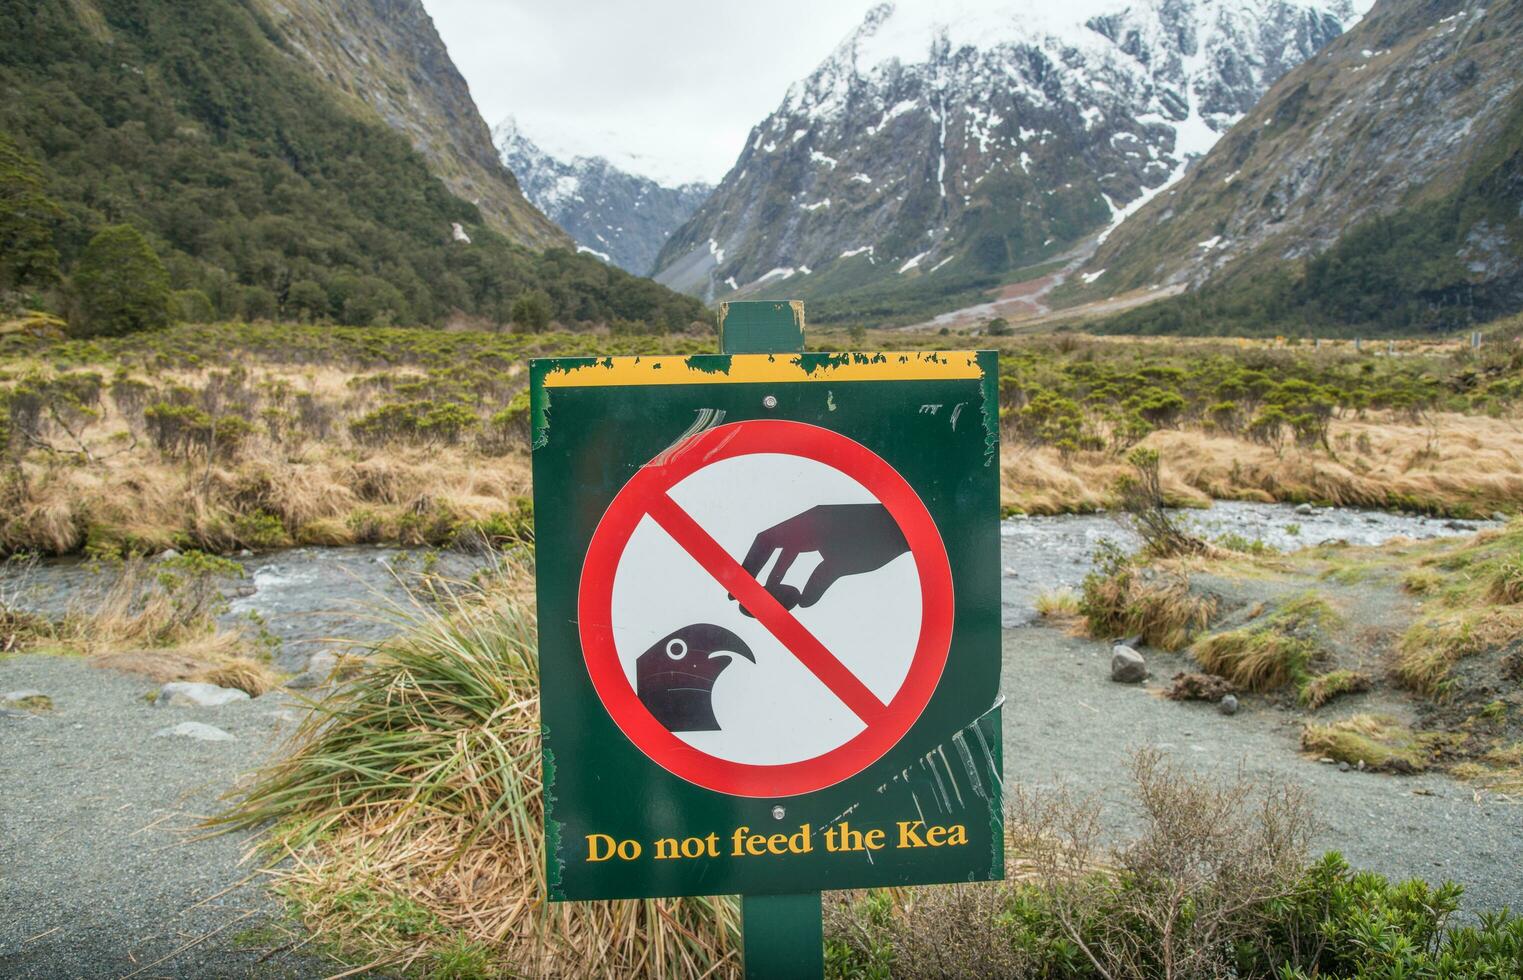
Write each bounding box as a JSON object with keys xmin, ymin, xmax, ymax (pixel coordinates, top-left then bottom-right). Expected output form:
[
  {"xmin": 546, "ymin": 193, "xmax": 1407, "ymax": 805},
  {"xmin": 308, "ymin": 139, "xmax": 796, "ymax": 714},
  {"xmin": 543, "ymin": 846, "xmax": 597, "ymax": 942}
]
[
  {"xmin": 1190, "ymin": 593, "xmax": 1338, "ymax": 693},
  {"xmin": 1300, "ymin": 714, "xmax": 1447, "ymax": 773},
  {"xmin": 1299, "ymin": 670, "xmax": 1372, "ymax": 710}
]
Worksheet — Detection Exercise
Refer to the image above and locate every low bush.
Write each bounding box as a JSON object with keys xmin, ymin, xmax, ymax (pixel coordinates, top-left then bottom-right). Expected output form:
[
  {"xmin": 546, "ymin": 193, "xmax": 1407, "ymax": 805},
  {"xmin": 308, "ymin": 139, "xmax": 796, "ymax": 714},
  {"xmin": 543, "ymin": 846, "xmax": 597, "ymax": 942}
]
[{"xmin": 830, "ymin": 757, "xmax": 1523, "ymax": 978}]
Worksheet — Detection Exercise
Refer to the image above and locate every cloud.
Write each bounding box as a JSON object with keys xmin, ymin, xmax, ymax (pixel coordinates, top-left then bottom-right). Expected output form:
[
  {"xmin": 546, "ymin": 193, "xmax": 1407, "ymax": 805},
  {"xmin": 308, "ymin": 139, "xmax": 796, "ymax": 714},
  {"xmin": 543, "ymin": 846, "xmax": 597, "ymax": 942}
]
[{"xmin": 423, "ymin": 0, "xmax": 871, "ymax": 185}]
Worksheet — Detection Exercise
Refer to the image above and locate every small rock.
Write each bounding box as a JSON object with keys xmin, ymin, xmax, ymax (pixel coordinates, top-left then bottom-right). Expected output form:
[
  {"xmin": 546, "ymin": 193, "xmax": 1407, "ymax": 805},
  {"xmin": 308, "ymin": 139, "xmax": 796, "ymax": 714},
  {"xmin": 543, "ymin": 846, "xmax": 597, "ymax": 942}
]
[
  {"xmin": 154, "ymin": 721, "xmax": 235, "ymax": 742},
  {"xmin": 155, "ymin": 681, "xmax": 250, "ymax": 708},
  {"xmin": 2, "ymin": 689, "xmax": 52, "ymax": 712},
  {"xmin": 239, "ymin": 548, "xmax": 254, "ymax": 557},
  {"xmin": 1295, "ymin": 503, "xmax": 1315, "ymax": 515},
  {"xmin": 1218, "ymin": 694, "xmax": 1239, "ymax": 716},
  {"xmin": 1338, "ymin": 761, "xmax": 1350, "ymax": 772},
  {"xmin": 1119, "ymin": 634, "xmax": 1144, "ymax": 650},
  {"xmin": 1493, "ymin": 512, "xmax": 1508, "ymax": 523},
  {"xmin": 229, "ymin": 584, "xmax": 257, "ymax": 598},
  {"xmin": 159, "ymin": 547, "xmax": 180, "ymax": 560},
  {"xmin": 285, "ymin": 650, "xmax": 339, "ymax": 690},
  {"xmin": 1319, "ymin": 757, "xmax": 1336, "ymax": 764},
  {"xmin": 1110, "ymin": 645, "xmax": 1147, "ymax": 684},
  {"xmin": 1443, "ymin": 520, "xmax": 1470, "ymax": 531}
]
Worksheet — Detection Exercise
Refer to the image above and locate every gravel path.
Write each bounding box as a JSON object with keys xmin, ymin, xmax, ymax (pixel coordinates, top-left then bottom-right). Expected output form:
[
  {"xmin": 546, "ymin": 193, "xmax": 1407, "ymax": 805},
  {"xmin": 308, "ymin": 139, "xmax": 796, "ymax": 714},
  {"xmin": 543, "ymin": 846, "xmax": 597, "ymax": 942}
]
[
  {"xmin": 0, "ymin": 656, "xmax": 332, "ymax": 978},
  {"xmin": 1002, "ymin": 626, "xmax": 1523, "ymax": 913},
  {"xmin": 3, "ymin": 619, "xmax": 1520, "ymax": 978}
]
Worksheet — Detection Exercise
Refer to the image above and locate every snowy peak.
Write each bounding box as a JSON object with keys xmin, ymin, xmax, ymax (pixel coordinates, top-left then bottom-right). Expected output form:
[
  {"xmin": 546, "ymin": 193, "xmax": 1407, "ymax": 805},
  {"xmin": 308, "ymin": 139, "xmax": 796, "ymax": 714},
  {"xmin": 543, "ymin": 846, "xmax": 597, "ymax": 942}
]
[
  {"xmin": 495, "ymin": 117, "xmax": 712, "ymax": 276},
  {"xmin": 653, "ymin": 0, "xmax": 1365, "ymax": 313}
]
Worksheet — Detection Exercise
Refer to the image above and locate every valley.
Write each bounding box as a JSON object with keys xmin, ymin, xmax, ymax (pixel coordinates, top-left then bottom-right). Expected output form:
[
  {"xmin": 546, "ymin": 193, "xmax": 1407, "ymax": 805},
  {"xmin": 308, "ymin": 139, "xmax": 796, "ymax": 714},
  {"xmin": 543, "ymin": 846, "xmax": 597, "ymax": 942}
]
[{"xmin": 4, "ymin": 0, "xmax": 1523, "ymax": 975}]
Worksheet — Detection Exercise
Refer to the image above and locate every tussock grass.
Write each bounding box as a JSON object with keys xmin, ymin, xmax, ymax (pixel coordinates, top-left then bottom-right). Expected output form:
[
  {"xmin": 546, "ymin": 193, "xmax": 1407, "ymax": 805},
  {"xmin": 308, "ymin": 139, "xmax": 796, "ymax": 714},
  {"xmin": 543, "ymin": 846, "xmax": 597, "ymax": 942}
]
[
  {"xmin": 1194, "ymin": 630, "xmax": 1319, "ymax": 694},
  {"xmin": 1455, "ymin": 742, "xmax": 1523, "ymax": 796},
  {"xmin": 219, "ymin": 567, "xmax": 738, "ymax": 977},
  {"xmin": 1402, "ymin": 569, "xmax": 1443, "ymax": 594},
  {"xmin": 1391, "ymin": 521, "xmax": 1523, "ymax": 695},
  {"xmin": 1079, "ymin": 568, "xmax": 1216, "ymax": 651},
  {"xmin": 1396, "ymin": 608, "xmax": 1523, "ymax": 696},
  {"xmin": 1189, "ymin": 594, "xmax": 1336, "ymax": 693},
  {"xmin": 1299, "ymin": 670, "xmax": 1372, "ymax": 710},
  {"xmin": 1300, "ymin": 714, "xmax": 1445, "ymax": 774},
  {"xmin": 6, "ymin": 324, "xmax": 1520, "ymax": 557},
  {"xmin": 1034, "ymin": 588, "xmax": 1080, "ymax": 619},
  {"xmin": 1000, "ymin": 414, "xmax": 1523, "ymax": 518},
  {"xmin": 1488, "ymin": 555, "xmax": 1523, "ymax": 604}
]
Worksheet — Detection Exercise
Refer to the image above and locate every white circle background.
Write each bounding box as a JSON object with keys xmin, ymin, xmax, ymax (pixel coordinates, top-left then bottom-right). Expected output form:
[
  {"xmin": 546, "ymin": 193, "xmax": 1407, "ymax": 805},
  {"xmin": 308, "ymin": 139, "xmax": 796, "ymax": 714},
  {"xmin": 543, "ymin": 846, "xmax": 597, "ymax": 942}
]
[{"xmin": 609, "ymin": 452, "xmax": 922, "ymax": 765}]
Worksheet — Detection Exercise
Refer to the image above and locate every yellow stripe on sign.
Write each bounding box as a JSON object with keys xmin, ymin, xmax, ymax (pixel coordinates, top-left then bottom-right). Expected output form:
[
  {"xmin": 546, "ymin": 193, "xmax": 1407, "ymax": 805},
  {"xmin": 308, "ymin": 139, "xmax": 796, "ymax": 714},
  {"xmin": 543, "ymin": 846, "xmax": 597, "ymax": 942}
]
[{"xmin": 539, "ymin": 351, "xmax": 983, "ymax": 388}]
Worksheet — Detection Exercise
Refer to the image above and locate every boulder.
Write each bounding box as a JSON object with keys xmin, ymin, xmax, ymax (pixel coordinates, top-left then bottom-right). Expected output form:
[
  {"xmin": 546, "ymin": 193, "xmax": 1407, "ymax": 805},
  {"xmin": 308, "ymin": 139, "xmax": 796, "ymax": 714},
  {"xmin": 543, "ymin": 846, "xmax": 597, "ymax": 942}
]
[
  {"xmin": 1110, "ymin": 645, "xmax": 1147, "ymax": 683},
  {"xmin": 154, "ymin": 721, "xmax": 235, "ymax": 742},
  {"xmin": 1218, "ymin": 694, "xmax": 1239, "ymax": 716},
  {"xmin": 155, "ymin": 681, "xmax": 250, "ymax": 708}
]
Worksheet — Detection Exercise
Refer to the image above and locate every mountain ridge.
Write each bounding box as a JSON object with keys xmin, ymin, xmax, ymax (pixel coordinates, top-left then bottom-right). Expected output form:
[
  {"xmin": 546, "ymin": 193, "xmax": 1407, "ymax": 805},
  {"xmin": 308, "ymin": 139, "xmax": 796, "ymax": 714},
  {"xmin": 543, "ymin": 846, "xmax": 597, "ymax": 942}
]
[
  {"xmin": 653, "ymin": 0, "xmax": 1365, "ymax": 322},
  {"xmin": 0, "ymin": 0, "xmax": 707, "ymax": 331},
  {"xmin": 250, "ymin": 0, "xmax": 565, "ymax": 249},
  {"xmin": 1076, "ymin": 0, "xmax": 1523, "ymax": 335},
  {"xmin": 495, "ymin": 117, "xmax": 711, "ymax": 276}
]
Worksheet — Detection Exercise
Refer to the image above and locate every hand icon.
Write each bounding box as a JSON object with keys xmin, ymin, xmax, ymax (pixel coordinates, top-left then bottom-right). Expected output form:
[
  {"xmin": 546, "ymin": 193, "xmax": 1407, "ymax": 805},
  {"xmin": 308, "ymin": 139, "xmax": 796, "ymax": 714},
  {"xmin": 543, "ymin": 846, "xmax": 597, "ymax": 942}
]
[{"xmin": 732, "ymin": 504, "xmax": 910, "ymax": 616}]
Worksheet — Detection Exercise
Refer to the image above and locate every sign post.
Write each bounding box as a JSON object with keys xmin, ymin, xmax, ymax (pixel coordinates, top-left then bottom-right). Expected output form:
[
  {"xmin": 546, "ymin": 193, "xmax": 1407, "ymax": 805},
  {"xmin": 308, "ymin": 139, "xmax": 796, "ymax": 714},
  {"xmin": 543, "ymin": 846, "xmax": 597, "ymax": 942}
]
[
  {"xmin": 720, "ymin": 302, "xmax": 821, "ymax": 980},
  {"xmin": 530, "ymin": 300, "xmax": 1002, "ymax": 977}
]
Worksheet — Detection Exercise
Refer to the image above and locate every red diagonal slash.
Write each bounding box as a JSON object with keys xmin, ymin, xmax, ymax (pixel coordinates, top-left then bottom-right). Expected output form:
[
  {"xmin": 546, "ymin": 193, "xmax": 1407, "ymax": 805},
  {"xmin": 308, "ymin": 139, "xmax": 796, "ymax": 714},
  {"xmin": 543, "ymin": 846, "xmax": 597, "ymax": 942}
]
[{"xmin": 646, "ymin": 492, "xmax": 889, "ymax": 727}]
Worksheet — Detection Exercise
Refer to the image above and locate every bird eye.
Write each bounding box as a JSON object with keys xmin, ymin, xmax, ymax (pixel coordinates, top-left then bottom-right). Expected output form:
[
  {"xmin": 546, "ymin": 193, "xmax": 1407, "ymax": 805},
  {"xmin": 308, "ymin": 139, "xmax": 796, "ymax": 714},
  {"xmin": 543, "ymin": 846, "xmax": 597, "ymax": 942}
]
[{"xmin": 665, "ymin": 638, "xmax": 687, "ymax": 660}]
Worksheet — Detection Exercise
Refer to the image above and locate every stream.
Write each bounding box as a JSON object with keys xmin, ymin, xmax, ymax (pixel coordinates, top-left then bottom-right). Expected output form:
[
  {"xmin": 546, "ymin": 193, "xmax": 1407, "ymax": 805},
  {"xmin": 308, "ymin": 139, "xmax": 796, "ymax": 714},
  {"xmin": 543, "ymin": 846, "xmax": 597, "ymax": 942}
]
[{"xmin": 3, "ymin": 503, "xmax": 1498, "ymax": 672}]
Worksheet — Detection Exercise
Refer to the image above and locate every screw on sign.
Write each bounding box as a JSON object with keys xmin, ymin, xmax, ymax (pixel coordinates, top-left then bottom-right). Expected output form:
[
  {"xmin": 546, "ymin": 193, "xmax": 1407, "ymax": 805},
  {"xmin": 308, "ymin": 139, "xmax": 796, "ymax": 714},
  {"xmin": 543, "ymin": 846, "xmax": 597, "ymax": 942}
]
[
  {"xmin": 579, "ymin": 419, "xmax": 954, "ymax": 797},
  {"xmin": 530, "ymin": 303, "xmax": 1003, "ymax": 978}
]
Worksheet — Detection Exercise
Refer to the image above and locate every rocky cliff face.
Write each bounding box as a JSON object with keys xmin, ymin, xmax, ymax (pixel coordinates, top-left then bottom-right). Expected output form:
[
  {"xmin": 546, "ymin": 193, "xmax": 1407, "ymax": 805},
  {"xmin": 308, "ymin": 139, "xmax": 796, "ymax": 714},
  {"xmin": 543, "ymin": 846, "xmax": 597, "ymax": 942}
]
[
  {"xmin": 494, "ymin": 118, "xmax": 712, "ymax": 275},
  {"xmin": 1075, "ymin": 0, "xmax": 1523, "ymax": 305},
  {"xmin": 253, "ymin": 0, "xmax": 566, "ymax": 248},
  {"xmin": 653, "ymin": 0, "xmax": 1363, "ymax": 310}
]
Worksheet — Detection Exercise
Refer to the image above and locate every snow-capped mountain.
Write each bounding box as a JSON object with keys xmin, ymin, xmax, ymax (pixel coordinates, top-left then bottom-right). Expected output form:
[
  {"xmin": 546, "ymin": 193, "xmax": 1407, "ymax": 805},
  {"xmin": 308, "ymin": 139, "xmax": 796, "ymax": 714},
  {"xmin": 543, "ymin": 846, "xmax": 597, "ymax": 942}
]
[
  {"xmin": 653, "ymin": 0, "xmax": 1368, "ymax": 312},
  {"xmin": 1077, "ymin": 0, "xmax": 1523, "ymax": 326},
  {"xmin": 495, "ymin": 117, "xmax": 713, "ymax": 276}
]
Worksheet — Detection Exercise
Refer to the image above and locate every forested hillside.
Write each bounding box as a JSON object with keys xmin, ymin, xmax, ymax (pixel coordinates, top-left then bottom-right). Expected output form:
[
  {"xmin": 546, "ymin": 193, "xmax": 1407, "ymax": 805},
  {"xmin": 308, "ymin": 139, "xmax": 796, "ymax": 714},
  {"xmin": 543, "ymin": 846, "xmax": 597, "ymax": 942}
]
[{"xmin": 0, "ymin": 0, "xmax": 708, "ymax": 333}]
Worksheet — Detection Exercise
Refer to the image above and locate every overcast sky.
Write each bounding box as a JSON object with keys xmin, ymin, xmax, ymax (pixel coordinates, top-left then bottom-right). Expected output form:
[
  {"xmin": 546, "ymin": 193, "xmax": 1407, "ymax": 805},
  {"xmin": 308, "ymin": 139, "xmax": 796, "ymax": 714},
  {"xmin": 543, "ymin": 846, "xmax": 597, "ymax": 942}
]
[{"xmin": 422, "ymin": 0, "xmax": 874, "ymax": 186}]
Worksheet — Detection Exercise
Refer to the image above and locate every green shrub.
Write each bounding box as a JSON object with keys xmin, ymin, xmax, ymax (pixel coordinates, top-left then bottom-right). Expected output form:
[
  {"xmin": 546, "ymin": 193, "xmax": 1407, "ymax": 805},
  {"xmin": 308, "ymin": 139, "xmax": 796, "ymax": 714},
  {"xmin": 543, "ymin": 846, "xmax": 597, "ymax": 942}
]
[{"xmin": 232, "ymin": 510, "xmax": 288, "ymax": 551}]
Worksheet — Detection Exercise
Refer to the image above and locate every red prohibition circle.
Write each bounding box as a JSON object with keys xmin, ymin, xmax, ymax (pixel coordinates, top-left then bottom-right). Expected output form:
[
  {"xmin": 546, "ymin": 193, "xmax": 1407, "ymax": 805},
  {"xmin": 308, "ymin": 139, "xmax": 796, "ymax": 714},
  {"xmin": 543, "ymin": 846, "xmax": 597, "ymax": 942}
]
[{"xmin": 577, "ymin": 419, "xmax": 954, "ymax": 798}]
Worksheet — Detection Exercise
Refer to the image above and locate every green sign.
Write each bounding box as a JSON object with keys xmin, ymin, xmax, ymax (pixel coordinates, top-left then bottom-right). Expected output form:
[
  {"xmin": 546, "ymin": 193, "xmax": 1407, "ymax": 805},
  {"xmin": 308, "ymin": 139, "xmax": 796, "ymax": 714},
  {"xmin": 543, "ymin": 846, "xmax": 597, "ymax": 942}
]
[{"xmin": 530, "ymin": 349, "xmax": 1003, "ymax": 902}]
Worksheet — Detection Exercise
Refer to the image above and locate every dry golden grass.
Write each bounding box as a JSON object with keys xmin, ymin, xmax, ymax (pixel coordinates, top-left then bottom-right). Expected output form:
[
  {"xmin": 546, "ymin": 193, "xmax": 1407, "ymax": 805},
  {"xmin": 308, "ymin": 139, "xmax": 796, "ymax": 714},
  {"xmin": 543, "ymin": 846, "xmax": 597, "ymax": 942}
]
[
  {"xmin": 1000, "ymin": 412, "xmax": 1523, "ymax": 517},
  {"xmin": 1395, "ymin": 607, "xmax": 1523, "ymax": 696},
  {"xmin": 1079, "ymin": 570, "xmax": 1216, "ymax": 651},
  {"xmin": 5, "ymin": 345, "xmax": 1518, "ymax": 555},
  {"xmin": 2, "ymin": 556, "xmax": 282, "ymax": 693},
  {"xmin": 4, "ymin": 442, "xmax": 532, "ymax": 556}
]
